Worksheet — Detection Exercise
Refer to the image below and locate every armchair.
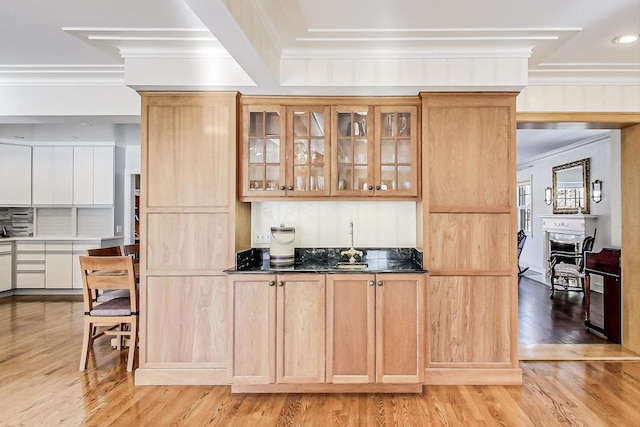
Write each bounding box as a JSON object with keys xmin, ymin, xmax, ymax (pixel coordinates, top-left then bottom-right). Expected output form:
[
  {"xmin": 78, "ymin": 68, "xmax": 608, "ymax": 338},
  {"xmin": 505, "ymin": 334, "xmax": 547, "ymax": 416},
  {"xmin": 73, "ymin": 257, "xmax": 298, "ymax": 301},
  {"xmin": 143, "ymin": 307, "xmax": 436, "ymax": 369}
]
[{"xmin": 548, "ymin": 233, "xmax": 596, "ymax": 299}]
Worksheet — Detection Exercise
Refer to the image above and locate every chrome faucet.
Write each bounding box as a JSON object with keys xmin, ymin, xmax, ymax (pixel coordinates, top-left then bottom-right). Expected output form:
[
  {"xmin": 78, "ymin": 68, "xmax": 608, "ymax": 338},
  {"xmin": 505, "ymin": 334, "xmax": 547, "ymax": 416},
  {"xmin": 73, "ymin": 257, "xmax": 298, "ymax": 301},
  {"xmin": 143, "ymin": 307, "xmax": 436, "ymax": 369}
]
[{"xmin": 341, "ymin": 220, "xmax": 363, "ymax": 263}]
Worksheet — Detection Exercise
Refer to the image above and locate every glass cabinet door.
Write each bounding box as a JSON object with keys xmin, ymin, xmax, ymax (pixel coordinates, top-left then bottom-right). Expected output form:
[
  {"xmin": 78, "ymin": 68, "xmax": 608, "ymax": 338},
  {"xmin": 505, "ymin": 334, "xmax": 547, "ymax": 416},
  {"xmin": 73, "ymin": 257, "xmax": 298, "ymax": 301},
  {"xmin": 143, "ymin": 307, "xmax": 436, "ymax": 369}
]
[
  {"xmin": 332, "ymin": 107, "xmax": 374, "ymax": 195},
  {"xmin": 287, "ymin": 107, "xmax": 331, "ymax": 197},
  {"xmin": 375, "ymin": 106, "xmax": 418, "ymax": 196},
  {"xmin": 242, "ymin": 106, "xmax": 286, "ymax": 198}
]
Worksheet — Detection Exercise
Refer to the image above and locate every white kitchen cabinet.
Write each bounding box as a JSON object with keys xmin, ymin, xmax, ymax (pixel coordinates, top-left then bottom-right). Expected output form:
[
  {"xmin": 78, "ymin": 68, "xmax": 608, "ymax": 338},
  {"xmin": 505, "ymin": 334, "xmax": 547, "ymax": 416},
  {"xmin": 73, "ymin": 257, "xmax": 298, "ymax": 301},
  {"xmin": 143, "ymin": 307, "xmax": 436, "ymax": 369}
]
[
  {"xmin": 0, "ymin": 144, "xmax": 32, "ymax": 206},
  {"xmin": 45, "ymin": 241, "xmax": 73, "ymax": 289},
  {"xmin": 15, "ymin": 241, "xmax": 45, "ymax": 289},
  {"xmin": 32, "ymin": 147, "xmax": 73, "ymax": 205},
  {"xmin": 73, "ymin": 147, "xmax": 114, "ymax": 205},
  {"xmin": 72, "ymin": 241, "xmax": 98, "ymax": 289},
  {"xmin": 0, "ymin": 241, "xmax": 13, "ymax": 292}
]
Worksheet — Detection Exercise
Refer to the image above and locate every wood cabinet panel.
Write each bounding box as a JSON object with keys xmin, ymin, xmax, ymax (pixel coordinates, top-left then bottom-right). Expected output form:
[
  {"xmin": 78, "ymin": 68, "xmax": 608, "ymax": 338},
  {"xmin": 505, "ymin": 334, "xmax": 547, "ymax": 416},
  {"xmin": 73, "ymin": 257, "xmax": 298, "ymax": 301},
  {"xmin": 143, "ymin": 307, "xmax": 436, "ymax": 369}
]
[
  {"xmin": 146, "ymin": 96, "xmax": 234, "ymax": 208},
  {"xmin": 376, "ymin": 274, "xmax": 424, "ymax": 383},
  {"xmin": 277, "ymin": 274, "xmax": 326, "ymax": 384},
  {"xmin": 424, "ymin": 94, "xmax": 515, "ymax": 210},
  {"xmin": 327, "ymin": 274, "xmax": 375, "ymax": 384},
  {"xmin": 145, "ymin": 276, "xmax": 228, "ymax": 367},
  {"xmin": 429, "ymin": 213, "xmax": 511, "ymax": 272},
  {"xmin": 428, "ymin": 276, "xmax": 512, "ymax": 365},
  {"xmin": 146, "ymin": 213, "xmax": 230, "ymax": 271},
  {"xmin": 327, "ymin": 273, "xmax": 424, "ymax": 385},
  {"xmin": 229, "ymin": 274, "xmax": 325, "ymax": 385},
  {"xmin": 228, "ymin": 274, "xmax": 276, "ymax": 384}
]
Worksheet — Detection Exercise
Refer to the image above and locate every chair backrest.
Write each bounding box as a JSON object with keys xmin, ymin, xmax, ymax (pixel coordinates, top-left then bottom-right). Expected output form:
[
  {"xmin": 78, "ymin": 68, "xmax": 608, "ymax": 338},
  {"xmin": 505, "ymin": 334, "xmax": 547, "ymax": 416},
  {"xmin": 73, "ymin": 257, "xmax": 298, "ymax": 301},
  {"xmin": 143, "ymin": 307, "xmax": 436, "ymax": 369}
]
[
  {"xmin": 517, "ymin": 229, "xmax": 527, "ymax": 258},
  {"xmin": 123, "ymin": 243, "xmax": 140, "ymax": 259},
  {"xmin": 87, "ymin": 246, "xmax": 122, "ymax": 256},
  {"xmin": 79, "ymin": 256, "xmax": 137, "ymax": 314},
  {"xmin": 578, "ymin": 235, "xmax": 596, "ymax": 271}
]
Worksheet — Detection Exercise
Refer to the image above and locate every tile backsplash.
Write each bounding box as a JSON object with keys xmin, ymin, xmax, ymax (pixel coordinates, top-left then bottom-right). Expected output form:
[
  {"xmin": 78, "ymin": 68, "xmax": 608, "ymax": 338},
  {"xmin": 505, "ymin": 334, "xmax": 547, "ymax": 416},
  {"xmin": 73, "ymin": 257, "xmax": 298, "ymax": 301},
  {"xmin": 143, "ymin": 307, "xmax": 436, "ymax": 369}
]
[{"xmin": 251, "ymin": 201, "xmax": 417, "ymax": 248}]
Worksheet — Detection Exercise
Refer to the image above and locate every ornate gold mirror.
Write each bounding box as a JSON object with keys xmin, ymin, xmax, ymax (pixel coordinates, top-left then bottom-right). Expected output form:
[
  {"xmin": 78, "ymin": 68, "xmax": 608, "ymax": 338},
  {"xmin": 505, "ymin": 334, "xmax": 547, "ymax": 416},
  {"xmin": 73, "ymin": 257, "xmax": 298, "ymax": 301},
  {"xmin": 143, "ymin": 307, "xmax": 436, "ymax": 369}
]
[{"xmin": 552, "ymin": 157, "xmax": 591, "ymax": 214}]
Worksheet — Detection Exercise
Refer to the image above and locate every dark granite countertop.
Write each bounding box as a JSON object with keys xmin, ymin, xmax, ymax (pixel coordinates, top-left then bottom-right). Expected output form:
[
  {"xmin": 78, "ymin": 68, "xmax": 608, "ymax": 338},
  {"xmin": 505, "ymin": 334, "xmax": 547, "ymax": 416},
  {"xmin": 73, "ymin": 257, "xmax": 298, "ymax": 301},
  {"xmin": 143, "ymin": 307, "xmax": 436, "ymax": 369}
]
[{"xmin": 226, "ymin": 247, "xmax": 427, "ymax": 274}]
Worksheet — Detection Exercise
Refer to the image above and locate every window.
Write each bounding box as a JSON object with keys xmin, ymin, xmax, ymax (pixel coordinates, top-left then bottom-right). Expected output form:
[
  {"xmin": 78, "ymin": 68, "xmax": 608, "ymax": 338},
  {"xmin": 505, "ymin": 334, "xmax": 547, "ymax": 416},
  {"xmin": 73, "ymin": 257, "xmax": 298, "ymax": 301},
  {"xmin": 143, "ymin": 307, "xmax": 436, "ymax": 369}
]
[{"xmin": 517, "ymin": 181, "xmax": 532, "ymax": 235}]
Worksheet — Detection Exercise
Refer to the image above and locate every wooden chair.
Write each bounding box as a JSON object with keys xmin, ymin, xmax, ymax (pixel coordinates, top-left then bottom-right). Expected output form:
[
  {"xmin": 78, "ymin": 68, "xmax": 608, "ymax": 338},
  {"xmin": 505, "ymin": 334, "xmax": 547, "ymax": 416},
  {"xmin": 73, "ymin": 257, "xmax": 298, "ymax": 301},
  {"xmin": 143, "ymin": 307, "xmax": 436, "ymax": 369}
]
[
  {"xmin": 79, "ymin": 255, "xmax": 138, "ymax": 372},
  {"xmin": 87, "ymin": 246, "xmax": 122, "ymax": 256},
  {"xmin": 87, "ymin": 246, "xmax": 128, "ymax": 302},
  {"xmin": 123, "ymin": 243, "xmax": 140, "ymax": 260},
  {"xmin": 517, "ymin": 229, "xmax": 529, "ymax": 276},
  {"xmin": 549, "ymin": 233, "xmax": 596, "ymax": 299}
]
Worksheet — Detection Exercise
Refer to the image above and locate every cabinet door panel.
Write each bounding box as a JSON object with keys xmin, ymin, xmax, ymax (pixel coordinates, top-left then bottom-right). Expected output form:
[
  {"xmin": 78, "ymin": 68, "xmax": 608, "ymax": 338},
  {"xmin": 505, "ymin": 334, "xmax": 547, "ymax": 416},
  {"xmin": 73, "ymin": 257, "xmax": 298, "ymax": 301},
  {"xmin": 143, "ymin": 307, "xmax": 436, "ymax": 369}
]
[
  {"xmin": 146, "ymin": 276, "xmax": 228, "ymax": 368},
  {"xmin": 240, "ymin": 106, "xmax": 286, "ymax": 198},
  {"xmin": 277, "ymin": 274, "xmax": 326, "ymax": 384},
  {"xmin": 73, "ymin": 147, "xmax": 94, "ymax": 205},
  {"xmin": 45, "ymin": 242, "xmax": 73, "ymax": 289},
  {"xmin": 93, "ymin": 147, "xmax": 114, "ymax": 205},
  {"xmin": 229, "ymin": 275, "xmax": 276, "ymax": 383},
  {"xmin": 429, "ymin": 213, "xmax": 511, "ymax": 272},
  {"xmin": 0, "ymin": 144, "xmax": 31, "ymax": 205},
  {"xmin": 33, "ymin": 147, "xmax": 74, "ymax": 205},
  {"xmin": 326, "ymin": 274, "xmax": 375, "ymax": 384},
  {"xmin": 147, "ymin": 213, "xmax": 231, "ymax": 271},
  {"xmin": 425, "ymin": 95, "xmax": 514, "ymax": 209},
  {"xmin": 376, "ymin": 274, "xmax": 424, "ymax": 383},
  {"xmin": 428, "ymin": 276, "xmax": 512, "ymax": 366}
]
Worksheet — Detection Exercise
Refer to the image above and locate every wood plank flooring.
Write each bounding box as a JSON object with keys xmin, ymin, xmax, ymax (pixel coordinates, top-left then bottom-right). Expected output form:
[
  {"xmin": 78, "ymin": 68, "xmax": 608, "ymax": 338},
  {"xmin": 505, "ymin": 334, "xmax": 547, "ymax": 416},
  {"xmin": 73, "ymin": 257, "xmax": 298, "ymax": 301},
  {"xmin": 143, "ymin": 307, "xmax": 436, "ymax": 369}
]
[
  {"xmin": 3, "ymin": 296, "xmax": 640, "ymax": 426},
  {"xmin": 518, "ymin": 276, "xmax": 606, "ymax": 344}
]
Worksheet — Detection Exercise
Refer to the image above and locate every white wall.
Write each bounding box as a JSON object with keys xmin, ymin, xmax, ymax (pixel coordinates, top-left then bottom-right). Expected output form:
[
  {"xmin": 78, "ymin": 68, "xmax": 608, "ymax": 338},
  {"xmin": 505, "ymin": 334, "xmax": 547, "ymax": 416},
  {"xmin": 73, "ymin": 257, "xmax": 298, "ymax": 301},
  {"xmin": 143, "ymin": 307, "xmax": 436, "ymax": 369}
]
[
  {"xmin": 517, "ymin": 131, "xmax": 621, "ymax": 279},
  {"xmin": 251, "ymin": 201, "xmax": 417, "ymax": 248}
]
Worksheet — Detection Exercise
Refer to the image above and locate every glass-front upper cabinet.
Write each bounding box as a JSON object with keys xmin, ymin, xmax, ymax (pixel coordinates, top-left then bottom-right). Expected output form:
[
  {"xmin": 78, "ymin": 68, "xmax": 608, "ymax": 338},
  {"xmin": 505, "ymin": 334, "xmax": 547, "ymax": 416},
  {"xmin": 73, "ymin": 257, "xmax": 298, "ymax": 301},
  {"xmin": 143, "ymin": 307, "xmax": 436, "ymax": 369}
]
[
  {"xmin": 332, "ymin": 106, "xmax": 374, "ymax": 196},
  {"xmin": 375, "ymin": 105, "xmax": 419, "ymax": 197},
  {"xmin": 241, "ymin": 105, "xmax": 286, "ymax": 198},
  {"xmin": 286, "ymin": 106, "xmax": 331, "ymax": 197}
]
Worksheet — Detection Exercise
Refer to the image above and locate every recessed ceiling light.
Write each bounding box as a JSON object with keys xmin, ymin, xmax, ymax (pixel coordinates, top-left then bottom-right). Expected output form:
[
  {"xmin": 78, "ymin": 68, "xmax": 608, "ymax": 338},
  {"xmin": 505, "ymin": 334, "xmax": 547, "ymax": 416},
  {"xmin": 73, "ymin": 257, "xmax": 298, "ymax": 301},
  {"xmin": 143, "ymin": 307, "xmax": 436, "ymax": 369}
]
[{"xmin": 613, "ymin": 33, "xmax": 639, "ymax": 44}]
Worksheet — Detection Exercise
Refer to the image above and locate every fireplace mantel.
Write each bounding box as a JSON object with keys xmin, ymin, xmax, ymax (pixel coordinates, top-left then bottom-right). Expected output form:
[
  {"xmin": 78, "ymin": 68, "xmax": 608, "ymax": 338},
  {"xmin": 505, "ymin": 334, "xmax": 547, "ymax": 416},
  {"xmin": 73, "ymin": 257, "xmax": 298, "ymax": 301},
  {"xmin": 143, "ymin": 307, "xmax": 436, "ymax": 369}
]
[
  {"xmin": 539, "ymin": 214, "xmax": 598, "ymax": 235},
  {"xmin": 538, "ymin": 214, "xmax": 598, "ymax": 284}
]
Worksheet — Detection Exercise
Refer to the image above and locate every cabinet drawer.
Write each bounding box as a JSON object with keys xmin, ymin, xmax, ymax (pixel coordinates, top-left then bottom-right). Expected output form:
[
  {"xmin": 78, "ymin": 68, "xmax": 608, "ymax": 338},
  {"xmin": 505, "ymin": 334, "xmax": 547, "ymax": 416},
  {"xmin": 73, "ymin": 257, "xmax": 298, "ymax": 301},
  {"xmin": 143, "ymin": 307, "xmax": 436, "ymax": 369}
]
[
  {"xmin": 16, "ymin": 272, "xmax": 45, "ymax": 289},
  {"xmin": 16, "ymin": 242, "xmax": 45, "ymax": 252},
  {"xmin": 17, "ymin": 253, "xmax": 45, "ymax": 262},
  {"xmin": 17, "ymin": 262, "xmax": 45, "ymax": 272}
]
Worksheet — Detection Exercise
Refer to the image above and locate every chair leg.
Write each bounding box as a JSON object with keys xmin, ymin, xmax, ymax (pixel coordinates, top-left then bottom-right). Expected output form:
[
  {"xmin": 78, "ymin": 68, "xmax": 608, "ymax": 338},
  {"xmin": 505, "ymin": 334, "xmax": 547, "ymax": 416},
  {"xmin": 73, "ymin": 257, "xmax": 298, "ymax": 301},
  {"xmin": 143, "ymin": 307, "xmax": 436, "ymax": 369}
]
[
  {"xmin": 80, "ymin": 319, "xmax": 92, "ymax": 371},
  {"xmin": 126, "ymin": 318, "xmax": 138, "ymax": 372}
]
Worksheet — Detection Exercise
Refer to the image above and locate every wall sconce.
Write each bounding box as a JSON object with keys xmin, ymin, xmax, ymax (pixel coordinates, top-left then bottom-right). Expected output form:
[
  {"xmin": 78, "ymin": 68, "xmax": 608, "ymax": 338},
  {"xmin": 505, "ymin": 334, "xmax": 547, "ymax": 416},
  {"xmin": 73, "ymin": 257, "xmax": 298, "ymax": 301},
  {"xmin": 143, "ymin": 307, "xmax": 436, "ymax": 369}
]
[
  {"xmin": 544, "ymin": 187, "xmax": 552, "ymax": 205},
  {"xmin": 592, "ymin": 179, "xmax": 603, "ymax": 203}
]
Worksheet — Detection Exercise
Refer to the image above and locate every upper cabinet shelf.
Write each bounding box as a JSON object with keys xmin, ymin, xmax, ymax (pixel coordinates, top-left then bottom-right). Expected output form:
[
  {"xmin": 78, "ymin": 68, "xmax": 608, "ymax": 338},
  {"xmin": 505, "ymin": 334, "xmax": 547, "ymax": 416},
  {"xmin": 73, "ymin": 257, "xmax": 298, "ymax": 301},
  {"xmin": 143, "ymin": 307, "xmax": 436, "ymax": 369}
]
[{"xmin": 239, "ymin": 97, "xmax": 420, "ymax": 201}]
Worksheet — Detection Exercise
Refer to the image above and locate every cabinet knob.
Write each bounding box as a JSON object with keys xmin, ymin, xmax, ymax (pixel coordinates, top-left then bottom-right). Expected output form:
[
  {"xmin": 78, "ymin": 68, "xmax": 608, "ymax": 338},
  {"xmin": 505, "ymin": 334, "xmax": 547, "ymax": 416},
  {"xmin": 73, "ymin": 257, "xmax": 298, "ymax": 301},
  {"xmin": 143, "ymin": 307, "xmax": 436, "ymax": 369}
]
[
  {"xmin": 279, "ymin": 186, "xmax": 285, "ymax": 190},
  {"xmin": 368, "ymin": 186, "xmax": 373, "ymax": 191},
  {"xmin": 287, "ymin": 186, "xmax": 293, "ymax": 191},
  {"xmin": 277, "ymin": 281, "xmax": 284, "ymax": 287},
  {"xmin": 268, "ymin": 281, "xmax": 276, "ymax": 287},
  {"xmin": 368, "ymin": 280, "xmax": 375, "ymax": 286},
  {"xmin": 377, "ymin": 281, "xmax": 383, "ymax": 286},
  {"xmin": 376, "ymin": 185, "xmax": 381, "ymax": 191}
]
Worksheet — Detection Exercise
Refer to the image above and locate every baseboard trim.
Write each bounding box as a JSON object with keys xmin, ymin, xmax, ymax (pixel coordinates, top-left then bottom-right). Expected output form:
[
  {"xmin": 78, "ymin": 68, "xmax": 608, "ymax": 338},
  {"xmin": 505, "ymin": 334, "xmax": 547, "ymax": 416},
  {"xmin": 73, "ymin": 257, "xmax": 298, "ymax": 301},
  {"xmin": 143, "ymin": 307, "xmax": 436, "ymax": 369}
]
[
  {"xmin": 135, "ymin": 368, "xmax": 229, "ymax": 385},
  {"xmin": 424, "ymin": 368, "xmax": 523, "ymax": 385}
]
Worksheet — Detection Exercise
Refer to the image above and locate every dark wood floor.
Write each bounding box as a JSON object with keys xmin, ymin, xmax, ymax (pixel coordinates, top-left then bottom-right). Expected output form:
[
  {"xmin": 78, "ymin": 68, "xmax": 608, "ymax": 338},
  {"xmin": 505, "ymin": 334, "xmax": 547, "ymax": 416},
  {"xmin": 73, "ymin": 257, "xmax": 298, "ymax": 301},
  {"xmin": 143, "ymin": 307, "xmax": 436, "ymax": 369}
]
[{"xmin": 518, "ymin": 275, "xmax": 606, "ymax": 345}]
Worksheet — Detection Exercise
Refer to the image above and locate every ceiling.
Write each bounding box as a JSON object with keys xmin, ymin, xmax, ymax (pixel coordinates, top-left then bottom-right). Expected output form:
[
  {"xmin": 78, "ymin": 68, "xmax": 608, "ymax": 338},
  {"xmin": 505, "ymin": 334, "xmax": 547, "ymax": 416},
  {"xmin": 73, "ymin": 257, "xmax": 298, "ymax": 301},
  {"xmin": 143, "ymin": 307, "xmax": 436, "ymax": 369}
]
[{"xmin": 0, "ymin": 0, "xmax": 637, "ymax": 161}]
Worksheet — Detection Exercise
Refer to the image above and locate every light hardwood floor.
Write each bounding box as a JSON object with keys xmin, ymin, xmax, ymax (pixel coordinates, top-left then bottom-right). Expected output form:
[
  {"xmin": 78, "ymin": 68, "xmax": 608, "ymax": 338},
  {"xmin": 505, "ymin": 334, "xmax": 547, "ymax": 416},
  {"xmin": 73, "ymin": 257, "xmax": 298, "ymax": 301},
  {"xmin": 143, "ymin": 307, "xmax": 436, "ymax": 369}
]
[{"xmin": 3, "ymin": 296, "xmax": 640, "ymax": 426}]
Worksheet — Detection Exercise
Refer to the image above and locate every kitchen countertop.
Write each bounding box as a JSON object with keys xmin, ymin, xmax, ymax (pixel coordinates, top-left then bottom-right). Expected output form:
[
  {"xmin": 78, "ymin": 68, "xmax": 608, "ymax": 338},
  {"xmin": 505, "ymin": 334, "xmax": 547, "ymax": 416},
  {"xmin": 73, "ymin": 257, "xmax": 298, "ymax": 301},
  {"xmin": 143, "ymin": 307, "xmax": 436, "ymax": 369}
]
[
  {"xmin": 226, "ymin": 247, "xmax": 427, "ymax": 274},
  {"xmin": 0, "ymin": 236, "xmax": 123, "ymax": 242}
]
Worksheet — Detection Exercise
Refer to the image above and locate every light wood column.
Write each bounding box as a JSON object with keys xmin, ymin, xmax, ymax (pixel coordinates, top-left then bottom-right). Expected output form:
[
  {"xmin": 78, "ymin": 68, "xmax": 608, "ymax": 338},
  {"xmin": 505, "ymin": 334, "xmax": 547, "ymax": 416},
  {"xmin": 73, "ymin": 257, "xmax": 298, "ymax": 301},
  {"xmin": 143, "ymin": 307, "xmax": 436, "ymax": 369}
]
[
  {"xmin": 136, "ymin": 92, "xmax": 247, "ymax": 385},
  {"xmin": 421, "ymin": 93, "xmax": 522, "ymax": 385},
  {"xmin": 622, "ymin": 123, "xmax": 640, "ymax": 354}
]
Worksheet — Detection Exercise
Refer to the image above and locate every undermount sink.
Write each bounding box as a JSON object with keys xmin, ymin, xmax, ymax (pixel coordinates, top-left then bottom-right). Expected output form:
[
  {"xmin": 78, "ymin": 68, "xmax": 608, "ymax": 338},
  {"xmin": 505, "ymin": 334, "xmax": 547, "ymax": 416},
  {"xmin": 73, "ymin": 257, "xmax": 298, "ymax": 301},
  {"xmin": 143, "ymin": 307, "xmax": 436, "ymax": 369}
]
[{"xmin": 334, "ymin": 262, "xmax": 368, "ymax": 270}]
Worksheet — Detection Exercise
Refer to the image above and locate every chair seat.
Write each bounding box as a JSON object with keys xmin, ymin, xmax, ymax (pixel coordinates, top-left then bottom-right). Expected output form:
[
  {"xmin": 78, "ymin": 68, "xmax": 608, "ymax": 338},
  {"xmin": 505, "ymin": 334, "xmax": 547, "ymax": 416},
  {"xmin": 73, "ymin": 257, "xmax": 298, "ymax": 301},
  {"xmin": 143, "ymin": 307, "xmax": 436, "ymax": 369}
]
[
  {"xmin": 90, "ymin": 297, "xmax": 132, "ymax": 316},
  {"xmin": 554, "ymin": 262, "xmax": 585, "ymax": 278},
  {"xmin": 96, "ymin": 289, "xmax": 130, "ymax": 303}
]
